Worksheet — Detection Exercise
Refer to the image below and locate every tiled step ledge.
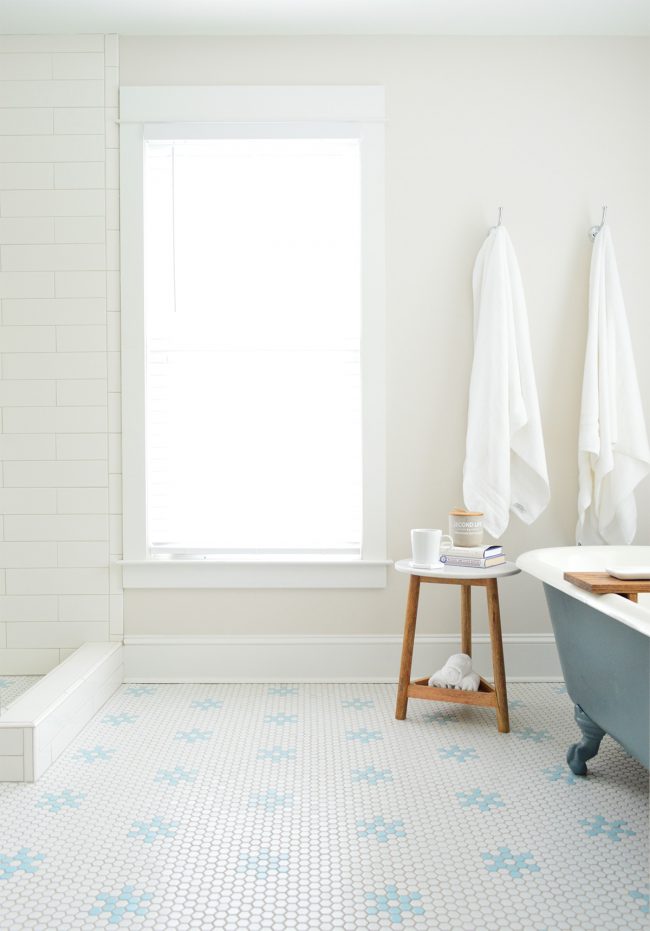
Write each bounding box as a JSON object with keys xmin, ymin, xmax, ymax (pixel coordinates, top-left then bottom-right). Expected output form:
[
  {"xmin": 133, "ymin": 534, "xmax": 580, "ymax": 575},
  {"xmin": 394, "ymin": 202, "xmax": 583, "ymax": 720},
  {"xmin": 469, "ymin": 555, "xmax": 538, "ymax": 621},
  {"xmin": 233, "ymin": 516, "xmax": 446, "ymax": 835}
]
[{"xmin": 0, "ymin": 642, "xmax": 123, "ymax": 783}]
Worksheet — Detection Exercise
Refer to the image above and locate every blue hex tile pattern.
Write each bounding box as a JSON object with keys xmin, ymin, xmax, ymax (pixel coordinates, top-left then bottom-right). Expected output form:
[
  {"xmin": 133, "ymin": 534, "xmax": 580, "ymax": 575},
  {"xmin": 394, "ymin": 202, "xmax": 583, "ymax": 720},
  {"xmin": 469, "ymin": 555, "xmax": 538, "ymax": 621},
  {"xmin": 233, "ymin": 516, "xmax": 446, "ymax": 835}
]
[
  {"xmin": 174, "ymin": 729, "xmax": 212, "ymax": 743},
  {"xmin": 346, "ymin": 727, "xmax": 383, "ymax": 744},
  {"xmin": 629, "ymin": 886, "xmax": 650, "ymax": 914},
  {"xmin": 342, "ymin": 698, "xmax": 374, "ymax": 710},
  {"xmin": 89, "ymin": 885, "xmax": 153, "ymax": 924},
  {"xmin": 0, "ymin": 680, "xmax": 647, "ymax": 931},
  {"xmin": 268, "ymin": 686, "xmax": 299, "ymax": 696},
  {"xmin": 437, "ymin": 745, "xmax": 478, "ymax": 763},
  {"xmin": 351, "ymin": 765, "xmax": 393, "ymax": 785},
  {"xmin": 456, "ymin": 788, "xmax": 505, "ymax": 812},
  {"xmin": 0, "ymin": 849, "xmax": 45, "ymax": 880},
  {"xmin": 544, "ymin": 763, "xmax": 580, "ymax": 785},
  {"xmin": 155, "ymin": 766, "xmax": 197, "ymax": 786},
  {"xmin": 357, "ymin": 816, "xmax": 406, "ymax": 843},
  {"xmin": 580, "ymin": 815, "xmax": 637, "ymax": 842},
  {"xmin": 36, "ymin": 790, "xmax": 85, "ymax": 813},
  {"xmin": 125, "ymin": 686, "xmax": 156, "ymax": 697},
  {"xmin": 128, "ymin": 816, "xmax": 178, "ymax": 844},
  {"xmin": 264, "ymin": 712, "xmax": 298, "ymax": 726},
  {"xmin": 423, "ymin": 710, "xmax": 457, "ymax": 725},
  {"xmin": 102, "ymin": 713, "xmax": 138, "ymax": 726},
  {"xmin": 365, "ymin": 885, "xmax": 425, "ymax": 924},
  {"xmin": 482, "ymin": 847, "xmax": 540, "ymax": 879},
  {"xmin": 248, "ymin": 789, "xmax": 293, "ymax": 811},
  {"xmin": 237, "ymin": 850, "xmax": 289, "ymax": 880},
  {"xmin": 514, "ymin": 727, "xmax": 551, "ymax": 743}
]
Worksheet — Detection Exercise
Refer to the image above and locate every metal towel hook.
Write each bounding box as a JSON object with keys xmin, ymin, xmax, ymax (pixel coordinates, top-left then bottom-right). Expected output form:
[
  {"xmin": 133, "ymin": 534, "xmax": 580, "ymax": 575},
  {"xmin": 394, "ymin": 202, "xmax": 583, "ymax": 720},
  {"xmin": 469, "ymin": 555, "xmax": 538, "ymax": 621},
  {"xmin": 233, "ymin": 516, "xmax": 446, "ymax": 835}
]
[
  {"xmin": 488, "ymin": 206, "xmax": 503, "ymax": 234},
  {"xmin": 590, "ymin": 205, "xmax": 607, "ymax": 240}
]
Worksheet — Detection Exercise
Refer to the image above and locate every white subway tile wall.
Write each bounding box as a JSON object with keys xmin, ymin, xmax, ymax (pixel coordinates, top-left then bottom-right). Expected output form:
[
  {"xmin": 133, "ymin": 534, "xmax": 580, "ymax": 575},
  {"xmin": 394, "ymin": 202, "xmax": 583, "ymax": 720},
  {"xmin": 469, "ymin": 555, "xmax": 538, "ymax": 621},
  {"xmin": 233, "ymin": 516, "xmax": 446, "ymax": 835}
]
[{"xmin": 0, "ymin": 36, "xmax": 121, "ymax": 670}]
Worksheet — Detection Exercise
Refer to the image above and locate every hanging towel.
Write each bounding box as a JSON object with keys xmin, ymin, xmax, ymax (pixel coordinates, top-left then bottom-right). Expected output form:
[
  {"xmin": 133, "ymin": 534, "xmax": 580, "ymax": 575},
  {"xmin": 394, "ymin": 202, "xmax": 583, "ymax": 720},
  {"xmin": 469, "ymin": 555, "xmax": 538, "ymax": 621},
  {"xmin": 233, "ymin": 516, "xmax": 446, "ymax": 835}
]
[
  {"xmin": 576, "ymin": 225, "xmax": 650, "ymax": 544},
  {"xmin": 463, "ymin": 225, "xmax": 550, "ymax": 538}
]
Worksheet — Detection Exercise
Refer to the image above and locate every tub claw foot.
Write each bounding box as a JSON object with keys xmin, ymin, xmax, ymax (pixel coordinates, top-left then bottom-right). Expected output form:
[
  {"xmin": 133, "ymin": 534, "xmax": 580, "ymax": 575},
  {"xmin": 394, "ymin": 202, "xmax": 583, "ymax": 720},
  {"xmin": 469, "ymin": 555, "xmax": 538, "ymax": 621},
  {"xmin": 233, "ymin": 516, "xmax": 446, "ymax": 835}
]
[{"xmin": 567, "ymin": 704, "xmax": 606, "ymax": 776}]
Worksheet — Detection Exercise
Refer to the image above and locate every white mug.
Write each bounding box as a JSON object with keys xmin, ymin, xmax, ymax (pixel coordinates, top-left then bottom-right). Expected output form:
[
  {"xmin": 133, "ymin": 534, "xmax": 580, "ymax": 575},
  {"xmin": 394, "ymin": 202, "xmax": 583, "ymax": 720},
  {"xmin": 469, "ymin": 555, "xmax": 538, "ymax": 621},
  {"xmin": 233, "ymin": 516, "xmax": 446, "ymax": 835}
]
[{"xmin": 410, "ymin": 528, "xmax": 453, "ymax": 568}]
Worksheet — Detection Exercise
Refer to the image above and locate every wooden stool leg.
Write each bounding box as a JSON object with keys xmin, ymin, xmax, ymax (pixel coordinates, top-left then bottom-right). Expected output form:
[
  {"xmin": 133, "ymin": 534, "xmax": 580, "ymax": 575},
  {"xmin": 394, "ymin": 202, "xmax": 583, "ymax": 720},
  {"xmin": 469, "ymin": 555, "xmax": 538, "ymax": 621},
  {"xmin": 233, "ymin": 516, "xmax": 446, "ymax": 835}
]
[
  {"xmin": 460, "ymin": 584, "xmax": 472, "ymax": 656},
  {"xmin": 395, "ymin": 574, "xmax": 421, "ymax": 720},
  {"xmin": 486, "ymin": 578, "xmax": 510, "ymax": 733}
]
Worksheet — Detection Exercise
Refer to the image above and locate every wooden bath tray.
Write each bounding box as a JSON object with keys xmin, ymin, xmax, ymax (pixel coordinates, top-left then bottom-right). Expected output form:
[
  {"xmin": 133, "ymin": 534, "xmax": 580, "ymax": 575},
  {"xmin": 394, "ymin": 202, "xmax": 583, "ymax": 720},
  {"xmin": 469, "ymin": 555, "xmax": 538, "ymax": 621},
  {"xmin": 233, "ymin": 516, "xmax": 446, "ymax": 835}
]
[{"xmin": 563, "ymin": 571, "xmax": 650, "ymax": 603}]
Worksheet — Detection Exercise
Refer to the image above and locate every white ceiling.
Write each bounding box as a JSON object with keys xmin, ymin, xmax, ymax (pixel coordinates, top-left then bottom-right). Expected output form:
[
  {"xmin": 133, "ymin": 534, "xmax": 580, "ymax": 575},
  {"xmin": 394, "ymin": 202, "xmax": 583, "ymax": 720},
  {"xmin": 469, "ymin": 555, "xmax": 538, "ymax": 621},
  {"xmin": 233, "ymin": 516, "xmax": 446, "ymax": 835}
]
[{"xmin": 2, "ymin": 0, "xmax": 649, "ymax": 36}]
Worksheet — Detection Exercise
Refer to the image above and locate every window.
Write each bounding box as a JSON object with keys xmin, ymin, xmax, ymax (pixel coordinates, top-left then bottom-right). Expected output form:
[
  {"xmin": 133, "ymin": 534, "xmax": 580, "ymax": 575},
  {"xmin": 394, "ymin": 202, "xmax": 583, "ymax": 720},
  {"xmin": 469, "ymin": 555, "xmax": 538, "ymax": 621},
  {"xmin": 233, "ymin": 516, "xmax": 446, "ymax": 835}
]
[{"xmin": 120, "ymin": 87, "xmax": 386, "ymax": 587}]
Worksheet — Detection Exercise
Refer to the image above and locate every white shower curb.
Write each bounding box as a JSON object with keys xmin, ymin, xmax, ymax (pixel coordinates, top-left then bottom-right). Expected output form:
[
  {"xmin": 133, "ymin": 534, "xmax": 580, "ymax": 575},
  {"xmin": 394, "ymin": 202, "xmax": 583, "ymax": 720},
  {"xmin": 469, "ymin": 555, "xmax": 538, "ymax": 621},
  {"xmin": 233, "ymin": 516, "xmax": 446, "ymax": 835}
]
[{"xmin": 0, "ymin": 642, "xmax": 123, "ymax": 783}]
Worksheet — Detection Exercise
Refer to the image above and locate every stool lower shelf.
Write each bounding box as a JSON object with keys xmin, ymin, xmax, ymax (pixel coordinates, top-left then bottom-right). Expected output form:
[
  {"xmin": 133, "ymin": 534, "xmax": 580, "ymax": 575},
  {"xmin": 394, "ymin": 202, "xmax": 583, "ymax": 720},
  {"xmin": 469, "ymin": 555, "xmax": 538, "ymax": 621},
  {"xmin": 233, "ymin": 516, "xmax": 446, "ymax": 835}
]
[{"xmin": 407, "ymin": 676, "xmax": 497, "ymax": 708}]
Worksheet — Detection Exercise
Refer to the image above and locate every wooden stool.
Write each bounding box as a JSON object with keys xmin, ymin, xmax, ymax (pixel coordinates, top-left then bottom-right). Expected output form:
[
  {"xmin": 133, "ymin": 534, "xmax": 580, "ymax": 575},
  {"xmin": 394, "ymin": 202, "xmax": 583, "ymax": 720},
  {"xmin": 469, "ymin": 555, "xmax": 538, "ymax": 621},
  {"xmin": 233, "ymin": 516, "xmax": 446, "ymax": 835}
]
[{"xmin": 394, "ymin": 560, "xmax": 521, "ymax": 733}]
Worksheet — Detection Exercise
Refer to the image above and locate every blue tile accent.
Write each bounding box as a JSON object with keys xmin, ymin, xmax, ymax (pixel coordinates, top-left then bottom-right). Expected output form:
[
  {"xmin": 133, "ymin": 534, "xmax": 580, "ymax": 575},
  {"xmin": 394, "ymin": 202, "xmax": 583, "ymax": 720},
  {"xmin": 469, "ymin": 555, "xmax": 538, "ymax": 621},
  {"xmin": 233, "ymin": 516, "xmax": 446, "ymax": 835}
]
[
  {"xmin": 357, "ymin": 816, "xmax": 405, "ymax": 843},
  {"xmin": 74, "ymin": 746, "xmax": 116, "ymax": 764},
  {"xmin": 508, "ymin": 698, "xmax": 525, "ymax": 710},
  {"xmin": 351, "ymin": 765, "xmax": 393, "ymax": 785},
  {"xmin": 155, "ymin": 766, "xmax": 197, "ymax": 786},
  {"xmin": 423, "ymin": 710, "xmax": 457, "ymax": 725},
  {"xmin": 456, "ymin": 788, "xmax": 505, "ymax": 812},
  {"xmin": 437, "ymin": 745, "xmax": 478, "ymax": 763},
  {"xmin": 128, "ymin": 817, "xmax": 178, "ymax": 844},
  {"xmin": 629, "ymin": 886, "xmax": 650, "ymax": 914},
  {"xmin": 580, "ymin": 815, "xmax": 637, "ymax": 842},
  {"xmin": 0, "ymin": 849, "xmax": 45, "ymax": 880},
  {"xmin": 543, "ymin": 763, "xmax": 579, "ymax": 785},
  {"xmin": 36, "ymin": 790, "xmax": 85, "ymax": 813},
  {"xmin": 346, "ymin": 727, "xmax": 382, "ymax": 744},
  {"xmin": 191, "ymin": 698, "xmax": 223, "ymax": 710},
  {"xmin": 482, "ymin": 847, "xmax": 540, "ymax": 879},
  {"xmin": 174, "ymin": 729, "xmax": 212, "ymax": 743},
  {"xmin": 0, "ymin": 679, "xmax": 9, "ymax": 689},
  {"xmin": 264, "ymin": 712, "xmax": 298, "ymax": 726},
  {"xmin": 514, "ymin": 727, "xmax": 551, "ymax": 743},
  {"xmin": 342, "ymin": 698, "xmax": 374, "ymax": 710},
  {"xmin": 248, "ymin": 789, "xmax": 293, "ymax": 811},
  {"xmin": 125, "ymin": 686, "xmax": 156, "ymax": 697},
  {"xmin": 365, "ymin": 885, "xmax": 425, "ymax": 923},
  {"xmin": 102, "ymin": 713, "xmax": 138, "ymax": 726},
  {"xmin": 237, "ymin": 850, "xmax": 289, "ymax": 880},
  {"xmin": 553, "ymin": 685, "xmax": 568, "ymax": 695},
  {"xmin": 268, "ymin": 686, "xmax": 299, "ymax": 696},
  {"xmin": 257, "ymin": 746, "xmax": 297, "ymax": 763},
  {"xmin": 89, "ymin": 886, "xmax": 153, "ymax": 924}
]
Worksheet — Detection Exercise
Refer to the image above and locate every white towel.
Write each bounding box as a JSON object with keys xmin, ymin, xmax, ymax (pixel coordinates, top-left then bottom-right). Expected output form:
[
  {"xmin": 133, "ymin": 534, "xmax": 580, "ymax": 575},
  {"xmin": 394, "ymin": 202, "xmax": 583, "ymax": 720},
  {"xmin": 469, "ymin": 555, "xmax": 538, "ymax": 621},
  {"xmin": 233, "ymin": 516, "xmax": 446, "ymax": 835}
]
[
  {"xmin": 576, "ymin": 225, "xmax": 650, "ymax": 544},
  {"xmin": 428, "ymin": 654, "xmax": 480, "ymax": 691},
  {"xmin": 463, "ymin": 226, "xmax": 550, "ymax": 538}
]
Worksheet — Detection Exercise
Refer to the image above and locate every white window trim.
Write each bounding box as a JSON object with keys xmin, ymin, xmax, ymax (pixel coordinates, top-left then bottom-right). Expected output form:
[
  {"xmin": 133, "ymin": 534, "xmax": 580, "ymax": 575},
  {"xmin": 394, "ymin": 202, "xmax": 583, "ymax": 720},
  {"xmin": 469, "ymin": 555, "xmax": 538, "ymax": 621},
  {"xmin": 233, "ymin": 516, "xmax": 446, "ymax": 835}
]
[{"xmin": 119, "ymin": 86, "xmax": 387, "ymax": 589}]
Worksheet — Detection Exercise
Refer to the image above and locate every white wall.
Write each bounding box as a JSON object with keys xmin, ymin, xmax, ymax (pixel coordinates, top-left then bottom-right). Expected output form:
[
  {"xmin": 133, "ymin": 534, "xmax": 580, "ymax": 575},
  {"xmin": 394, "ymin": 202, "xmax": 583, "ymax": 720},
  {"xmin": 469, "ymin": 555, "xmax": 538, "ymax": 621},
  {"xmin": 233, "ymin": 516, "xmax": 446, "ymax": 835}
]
[
  {"xmin": 119, "ymin": 36, "xmax": 650, "ymax": 649},
  {"xmin": 0, "ymin": 35, "xmax": 122, "ymax": 673},
  {"xmin": 1, "ymin": 34, "xmax": 649, "ymax": 676}
]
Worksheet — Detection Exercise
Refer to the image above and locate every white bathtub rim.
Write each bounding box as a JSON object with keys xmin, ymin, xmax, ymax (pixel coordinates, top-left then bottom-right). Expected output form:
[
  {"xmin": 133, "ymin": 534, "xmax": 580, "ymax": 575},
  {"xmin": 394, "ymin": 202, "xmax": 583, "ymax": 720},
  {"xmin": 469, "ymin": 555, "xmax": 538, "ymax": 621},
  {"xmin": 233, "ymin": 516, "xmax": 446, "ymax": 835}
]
[{"xmin": 517, "ymin": 546, "xmax": 650, "ymax": 638}]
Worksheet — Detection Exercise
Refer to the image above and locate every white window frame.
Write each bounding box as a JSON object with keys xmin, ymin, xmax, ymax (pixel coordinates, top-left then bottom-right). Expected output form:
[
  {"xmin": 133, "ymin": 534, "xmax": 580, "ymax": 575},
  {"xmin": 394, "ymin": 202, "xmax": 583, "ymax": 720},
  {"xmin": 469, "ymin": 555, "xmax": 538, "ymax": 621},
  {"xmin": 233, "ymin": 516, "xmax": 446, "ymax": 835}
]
[{"xmin": 119, "ymin": 86, "xmax": 387, "ymax": 588}]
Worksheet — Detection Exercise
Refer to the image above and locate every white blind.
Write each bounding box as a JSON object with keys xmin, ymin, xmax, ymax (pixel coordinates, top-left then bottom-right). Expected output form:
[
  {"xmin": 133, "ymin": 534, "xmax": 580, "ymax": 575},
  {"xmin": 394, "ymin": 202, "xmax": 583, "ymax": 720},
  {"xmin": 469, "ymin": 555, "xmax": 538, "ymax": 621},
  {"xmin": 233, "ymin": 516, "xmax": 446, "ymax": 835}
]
[{"xmin": 143, "ymin": 137, "xmax": 362, "ymax": 554}]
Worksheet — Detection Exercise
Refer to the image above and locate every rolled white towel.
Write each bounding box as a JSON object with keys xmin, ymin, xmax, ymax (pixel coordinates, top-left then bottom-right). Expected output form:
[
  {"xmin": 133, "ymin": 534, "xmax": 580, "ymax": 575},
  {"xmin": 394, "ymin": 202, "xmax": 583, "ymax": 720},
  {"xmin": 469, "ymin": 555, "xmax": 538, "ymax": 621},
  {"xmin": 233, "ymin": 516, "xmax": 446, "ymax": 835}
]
[{"xmin": 428, "ymin": 653, "xmax": 480, "ymax": 691}]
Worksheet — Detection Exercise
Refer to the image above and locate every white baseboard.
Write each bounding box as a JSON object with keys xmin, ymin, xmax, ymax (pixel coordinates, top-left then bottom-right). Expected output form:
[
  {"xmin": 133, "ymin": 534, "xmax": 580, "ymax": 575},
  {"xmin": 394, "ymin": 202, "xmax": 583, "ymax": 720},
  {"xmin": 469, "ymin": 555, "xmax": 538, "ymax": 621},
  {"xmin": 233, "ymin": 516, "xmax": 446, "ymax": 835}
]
[
  {"xmin": 124, "ymin": 634, "xmax": 562, "ymax": 682},
  {"xmin": 0, "ymin": 643, "xmax": 123, "ymax": 782}
]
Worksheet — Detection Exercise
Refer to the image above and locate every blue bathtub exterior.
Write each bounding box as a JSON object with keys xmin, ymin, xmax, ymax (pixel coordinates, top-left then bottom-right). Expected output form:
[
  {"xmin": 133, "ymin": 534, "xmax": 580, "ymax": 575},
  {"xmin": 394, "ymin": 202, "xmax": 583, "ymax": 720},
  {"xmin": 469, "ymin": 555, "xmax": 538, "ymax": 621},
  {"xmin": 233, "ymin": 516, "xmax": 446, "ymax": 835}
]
[{"xmin": 543, "ymin": 583, "xmax": 649, "ymax": 770}]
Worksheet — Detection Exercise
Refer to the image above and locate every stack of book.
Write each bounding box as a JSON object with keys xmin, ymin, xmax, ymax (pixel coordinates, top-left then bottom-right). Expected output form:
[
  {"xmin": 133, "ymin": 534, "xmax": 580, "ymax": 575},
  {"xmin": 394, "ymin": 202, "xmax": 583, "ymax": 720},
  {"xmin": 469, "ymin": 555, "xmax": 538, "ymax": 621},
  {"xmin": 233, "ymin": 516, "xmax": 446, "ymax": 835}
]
[{"xmin": 439, "ymin": 544, "xmax": 505, "ymax": 568}]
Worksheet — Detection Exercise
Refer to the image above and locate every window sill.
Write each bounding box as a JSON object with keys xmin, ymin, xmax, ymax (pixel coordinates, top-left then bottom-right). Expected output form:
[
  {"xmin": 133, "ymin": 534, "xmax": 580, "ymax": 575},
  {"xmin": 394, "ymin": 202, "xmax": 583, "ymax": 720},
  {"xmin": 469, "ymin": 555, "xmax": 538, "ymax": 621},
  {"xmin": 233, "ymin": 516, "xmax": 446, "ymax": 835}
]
[{"xmin": 118, "ymin": 557, "xmax": 390, "ymax": 589}]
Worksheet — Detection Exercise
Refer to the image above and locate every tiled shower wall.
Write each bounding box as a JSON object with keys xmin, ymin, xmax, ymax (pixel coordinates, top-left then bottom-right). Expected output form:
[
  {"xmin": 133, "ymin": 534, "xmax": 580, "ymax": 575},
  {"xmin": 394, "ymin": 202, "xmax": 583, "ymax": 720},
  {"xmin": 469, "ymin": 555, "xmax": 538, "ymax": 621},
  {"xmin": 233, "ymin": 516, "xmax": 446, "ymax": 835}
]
[{"xmin": 0, "ymin": 35, "xmax": 122, "ymax": 674}]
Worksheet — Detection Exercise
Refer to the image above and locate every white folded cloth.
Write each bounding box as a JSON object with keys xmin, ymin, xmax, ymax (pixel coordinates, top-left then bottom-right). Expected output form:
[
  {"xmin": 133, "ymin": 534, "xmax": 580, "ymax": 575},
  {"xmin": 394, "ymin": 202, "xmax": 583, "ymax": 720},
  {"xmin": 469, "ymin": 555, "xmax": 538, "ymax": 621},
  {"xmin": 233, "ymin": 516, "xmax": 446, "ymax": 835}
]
[
  {"xmin": 463, "ymin": 225, "xmax": 549, "ymax": 538},
  {"xmin": 428, "ymin": 653, "xmax": 480, "ymax": 691},
  {"xmin": 577, "ymin": 225, "xmax": 650, "ymax": 544}
]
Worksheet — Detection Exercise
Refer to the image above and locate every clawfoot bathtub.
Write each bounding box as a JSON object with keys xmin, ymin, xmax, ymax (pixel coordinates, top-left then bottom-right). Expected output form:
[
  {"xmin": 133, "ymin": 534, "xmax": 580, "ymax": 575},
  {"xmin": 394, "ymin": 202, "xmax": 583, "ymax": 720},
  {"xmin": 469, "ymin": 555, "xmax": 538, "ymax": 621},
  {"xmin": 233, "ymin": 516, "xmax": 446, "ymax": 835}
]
[{"xmin": 517, "ymin": 546, "xmax": 650, "ymax": 774}]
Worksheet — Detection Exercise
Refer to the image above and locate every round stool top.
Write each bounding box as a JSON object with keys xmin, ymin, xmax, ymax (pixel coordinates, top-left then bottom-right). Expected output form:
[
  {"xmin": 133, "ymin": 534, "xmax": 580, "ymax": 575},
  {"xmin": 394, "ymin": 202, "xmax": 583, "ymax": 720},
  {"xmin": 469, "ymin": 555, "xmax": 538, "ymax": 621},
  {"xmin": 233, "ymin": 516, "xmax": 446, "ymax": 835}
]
[{"xmin": 394, "ymin": 559, "xmax": 521, "ymax": 580}]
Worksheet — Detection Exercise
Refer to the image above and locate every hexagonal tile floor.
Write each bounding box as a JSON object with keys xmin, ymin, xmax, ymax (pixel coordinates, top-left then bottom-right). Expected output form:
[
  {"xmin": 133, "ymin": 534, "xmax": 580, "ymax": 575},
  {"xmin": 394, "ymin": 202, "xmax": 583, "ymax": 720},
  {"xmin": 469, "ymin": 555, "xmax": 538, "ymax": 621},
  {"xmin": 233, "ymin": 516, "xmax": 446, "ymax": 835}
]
[
  {"xmin": 0, "ymin": 675, "xmax": 41, "ymax": 717},
  {"xmin": 0, "ymin": 682, "xmax": 647, "ymax": 930}
]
